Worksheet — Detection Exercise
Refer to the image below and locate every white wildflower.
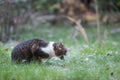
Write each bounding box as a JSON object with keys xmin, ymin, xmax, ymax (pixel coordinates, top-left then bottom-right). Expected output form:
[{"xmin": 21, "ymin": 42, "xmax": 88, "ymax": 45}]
[{"xmin": 85, "ymin": 57, "xmax": 89, "ymax": 61}]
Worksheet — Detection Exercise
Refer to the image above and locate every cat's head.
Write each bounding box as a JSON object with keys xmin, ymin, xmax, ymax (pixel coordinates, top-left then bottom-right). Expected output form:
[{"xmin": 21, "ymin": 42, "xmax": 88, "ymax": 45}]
[{"xmin": 53, "ymin": 42, "xmax": 67, "ymax": 59}]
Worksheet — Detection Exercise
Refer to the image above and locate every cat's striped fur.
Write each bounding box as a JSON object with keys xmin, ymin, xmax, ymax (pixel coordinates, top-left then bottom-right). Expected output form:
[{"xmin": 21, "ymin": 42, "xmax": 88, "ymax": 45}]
[{"xmin": 11, "ymin": 39, "xmax": 67, "ymax": 63}]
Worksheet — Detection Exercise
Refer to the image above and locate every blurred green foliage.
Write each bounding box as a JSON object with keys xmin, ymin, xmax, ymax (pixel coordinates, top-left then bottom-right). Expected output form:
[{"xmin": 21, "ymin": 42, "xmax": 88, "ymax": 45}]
[
  {"xmin": 29, "ymin": 0, "xmax": 120, "ymax": 13},
  {"xmin": 98, "ymin": 0, "xmax": 120, "ymax": 12},
  {"xmin": 29, "ymin": 0, "xmax": 61, "ymax": 13}
]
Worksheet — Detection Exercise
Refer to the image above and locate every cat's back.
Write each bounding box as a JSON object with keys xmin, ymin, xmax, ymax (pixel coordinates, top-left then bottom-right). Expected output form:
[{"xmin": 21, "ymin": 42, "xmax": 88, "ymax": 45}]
[
  {"xmin": 12, "ymin": 39, "xmax": 47, "ymax": 53},
  {"xmin": 12, "ymin": 39, "xmax": 32, "ymax": 52}
]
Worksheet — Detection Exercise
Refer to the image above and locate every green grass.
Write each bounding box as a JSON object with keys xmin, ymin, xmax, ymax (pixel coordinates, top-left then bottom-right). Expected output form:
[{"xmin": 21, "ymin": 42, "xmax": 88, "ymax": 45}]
[{"xmin": 0, "ymin": 24, "xmax": 120, "ymax": 80}]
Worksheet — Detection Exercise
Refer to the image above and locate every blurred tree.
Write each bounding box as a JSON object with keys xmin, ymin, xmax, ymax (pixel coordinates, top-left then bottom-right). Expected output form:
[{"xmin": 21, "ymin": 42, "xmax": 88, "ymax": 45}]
[
  {"xmin": 0, "ymin": 1, "xmax": 16, "ymax": 42},
  {"xmin": 0, "ymin": 0, "xmax": 29, "ymax": 42},
  {"xmin": 0, "ymin": 0, "xmax": 120, "ymax": 42},
  {"xmin": 98, "ymin": 0, "xmax": 119, "ymax": 12},
  {"xmin": 29, "ymin": 0, "xmax": 61, "ymax": 14}
]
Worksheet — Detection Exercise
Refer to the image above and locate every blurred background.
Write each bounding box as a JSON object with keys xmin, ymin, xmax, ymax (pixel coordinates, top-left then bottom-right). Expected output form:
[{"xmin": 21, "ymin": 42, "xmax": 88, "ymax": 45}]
[
  {"xmin": 0, "ymin": 1, "xmax": 120, "ymax": 79},
  {"xmin": 0, "ymin": 0, "xmax": 120, "ymax": 45}
]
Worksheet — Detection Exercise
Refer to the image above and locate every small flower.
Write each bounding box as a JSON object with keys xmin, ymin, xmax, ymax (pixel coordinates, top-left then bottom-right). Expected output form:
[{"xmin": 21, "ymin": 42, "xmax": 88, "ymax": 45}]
[
  {"xmin": 107, "ymin": 51, "xmax": 113, "ymax": 56},
  {"xmin": 85, "ymin": 57, "xmax": 89, "ymax": 61}
]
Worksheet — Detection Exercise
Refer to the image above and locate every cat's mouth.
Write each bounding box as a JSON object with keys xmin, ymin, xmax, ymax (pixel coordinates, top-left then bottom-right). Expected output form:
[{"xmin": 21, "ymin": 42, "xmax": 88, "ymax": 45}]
[
  {"xmin": 58, "ymin": 55, "xmax": 64, "ymax": 59},
  {"xmin": 57, "ymin": 54, "xmax": 66, "ymax": 59}
]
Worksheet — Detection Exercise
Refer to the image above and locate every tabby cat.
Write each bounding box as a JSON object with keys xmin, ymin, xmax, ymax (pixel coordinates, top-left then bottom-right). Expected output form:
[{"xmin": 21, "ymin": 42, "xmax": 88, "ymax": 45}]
[{"xmin": 11, "ymin": 39, "xmax": 67, "ymax": 63}]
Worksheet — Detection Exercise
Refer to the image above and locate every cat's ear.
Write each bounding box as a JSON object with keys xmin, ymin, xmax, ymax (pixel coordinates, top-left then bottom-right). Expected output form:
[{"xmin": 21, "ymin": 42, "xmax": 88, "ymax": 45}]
[{"xmin": 56, "ymin": 42, "xmax": 63, "ymax": 50}]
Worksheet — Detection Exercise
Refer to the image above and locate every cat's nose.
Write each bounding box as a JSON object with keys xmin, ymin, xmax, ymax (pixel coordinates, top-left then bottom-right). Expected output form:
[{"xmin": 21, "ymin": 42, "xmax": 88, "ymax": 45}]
[
  {"xmin": 64, "ymin": 49, "xmax": 67, "ymax": 54},
  {"xmin": 65, "ymin": 49, "xmax": 67, "ymax": 53}
]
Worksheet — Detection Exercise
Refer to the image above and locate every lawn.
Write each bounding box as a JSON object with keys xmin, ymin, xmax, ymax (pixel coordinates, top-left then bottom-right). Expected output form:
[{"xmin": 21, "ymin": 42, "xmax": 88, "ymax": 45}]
[{"xmin": 0, "ymin": 24, "xmax": 120, "ymax": 80}]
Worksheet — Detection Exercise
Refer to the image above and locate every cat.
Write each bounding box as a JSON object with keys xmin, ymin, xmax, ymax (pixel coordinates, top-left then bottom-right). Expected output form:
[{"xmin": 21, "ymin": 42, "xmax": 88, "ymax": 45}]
[{"xmin": 11, "ymin": 39, "xmax": 67, "ymax": 63}]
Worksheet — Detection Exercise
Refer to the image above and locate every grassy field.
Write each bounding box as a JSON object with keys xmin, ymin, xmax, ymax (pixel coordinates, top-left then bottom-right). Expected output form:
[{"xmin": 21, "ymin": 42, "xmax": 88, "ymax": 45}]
[{"xmin": 0, "ymin": 24, "xmax": 120, "ymax": 80}]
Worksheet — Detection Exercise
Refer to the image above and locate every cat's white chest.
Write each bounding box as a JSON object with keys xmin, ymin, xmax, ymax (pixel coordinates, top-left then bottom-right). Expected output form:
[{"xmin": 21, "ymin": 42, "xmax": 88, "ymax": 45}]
[{"xmin": 41, "ymin": 42, "xmax": 56, "ymax": 58}]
